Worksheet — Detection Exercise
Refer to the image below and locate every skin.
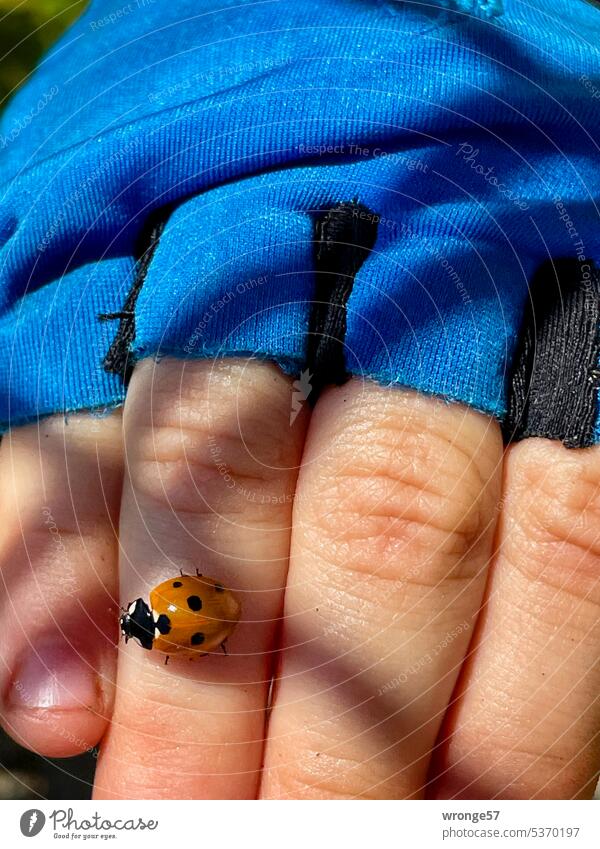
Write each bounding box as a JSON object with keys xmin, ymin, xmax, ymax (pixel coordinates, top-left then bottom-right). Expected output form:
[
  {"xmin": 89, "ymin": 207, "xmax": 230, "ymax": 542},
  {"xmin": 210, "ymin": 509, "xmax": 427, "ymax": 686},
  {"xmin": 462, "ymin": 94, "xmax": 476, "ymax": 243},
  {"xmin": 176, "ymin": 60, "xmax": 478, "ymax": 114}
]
[{"xmin": 0, "ymin": 356, "xmax": 598, "ymax": 799}]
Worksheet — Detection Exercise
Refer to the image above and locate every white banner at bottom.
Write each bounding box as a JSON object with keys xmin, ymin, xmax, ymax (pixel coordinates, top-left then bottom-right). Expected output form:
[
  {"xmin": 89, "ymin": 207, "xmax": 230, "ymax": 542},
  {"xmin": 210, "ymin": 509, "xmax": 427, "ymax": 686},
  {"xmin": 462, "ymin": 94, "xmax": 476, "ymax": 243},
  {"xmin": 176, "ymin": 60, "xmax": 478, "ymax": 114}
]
[{"xmin": 0, "ymin": 799, "xmax": 598, "ymax": 848}]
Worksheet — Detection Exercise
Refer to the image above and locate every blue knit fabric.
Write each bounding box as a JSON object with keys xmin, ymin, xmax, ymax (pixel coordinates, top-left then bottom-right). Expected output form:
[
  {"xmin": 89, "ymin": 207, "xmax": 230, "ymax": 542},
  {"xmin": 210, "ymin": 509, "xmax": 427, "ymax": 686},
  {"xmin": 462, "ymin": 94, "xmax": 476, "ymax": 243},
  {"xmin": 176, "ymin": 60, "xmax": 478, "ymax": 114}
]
[{"xmin": 1, "ymin": 0, "xmax": 599, "ymax": 432}]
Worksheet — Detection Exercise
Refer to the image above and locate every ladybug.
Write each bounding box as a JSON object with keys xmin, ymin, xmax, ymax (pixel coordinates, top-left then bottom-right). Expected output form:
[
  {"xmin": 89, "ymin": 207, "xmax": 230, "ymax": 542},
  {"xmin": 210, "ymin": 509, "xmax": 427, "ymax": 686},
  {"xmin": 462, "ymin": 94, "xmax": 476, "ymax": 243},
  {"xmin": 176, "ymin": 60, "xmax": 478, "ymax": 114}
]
[{"xmin": 120, "ymin": 571, "xmax": 241, "ymax": 661}]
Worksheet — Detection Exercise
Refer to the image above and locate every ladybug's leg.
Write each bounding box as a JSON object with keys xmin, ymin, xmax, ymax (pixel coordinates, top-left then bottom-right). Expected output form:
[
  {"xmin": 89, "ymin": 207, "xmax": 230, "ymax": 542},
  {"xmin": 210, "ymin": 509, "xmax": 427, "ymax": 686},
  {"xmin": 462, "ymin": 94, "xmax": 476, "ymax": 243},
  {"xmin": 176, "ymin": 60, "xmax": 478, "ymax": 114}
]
[
  {"xmin": 164, "ymin": 655, "xmax": 169, "ymax": 665},
  {"xmin": 195, "ymin": 568, "xmax": 202, "ymax": 577},
  {"xmin": 220, "ymin": 641, "xmax": 228, "ymax": 655}
]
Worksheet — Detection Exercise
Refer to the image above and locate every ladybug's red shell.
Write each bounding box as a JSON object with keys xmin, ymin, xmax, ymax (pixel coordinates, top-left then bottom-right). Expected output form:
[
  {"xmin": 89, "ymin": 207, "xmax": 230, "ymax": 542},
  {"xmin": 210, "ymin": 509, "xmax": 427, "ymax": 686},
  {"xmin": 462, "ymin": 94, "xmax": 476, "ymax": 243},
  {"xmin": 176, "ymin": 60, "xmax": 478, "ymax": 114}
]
[{"xmin": 148, "ymin": 575, "xmax": 241, "ymax": 657}]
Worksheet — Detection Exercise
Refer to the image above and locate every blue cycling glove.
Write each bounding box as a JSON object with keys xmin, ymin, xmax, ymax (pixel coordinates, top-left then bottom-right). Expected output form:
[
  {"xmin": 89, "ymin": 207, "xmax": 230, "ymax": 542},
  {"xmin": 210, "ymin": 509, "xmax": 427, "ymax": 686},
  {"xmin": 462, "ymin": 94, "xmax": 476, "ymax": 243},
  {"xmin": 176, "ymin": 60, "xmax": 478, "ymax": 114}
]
[{"xmin": 1, "ymin": 0, "xmax": 600, "ymax": 446}]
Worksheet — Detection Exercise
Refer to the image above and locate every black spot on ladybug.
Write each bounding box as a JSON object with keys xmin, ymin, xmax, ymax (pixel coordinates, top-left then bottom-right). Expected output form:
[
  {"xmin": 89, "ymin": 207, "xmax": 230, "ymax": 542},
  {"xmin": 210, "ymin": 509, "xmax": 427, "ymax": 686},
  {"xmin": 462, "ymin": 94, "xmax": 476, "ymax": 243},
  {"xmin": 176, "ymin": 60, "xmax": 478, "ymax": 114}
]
[
  {"xmin": 191, "ymin": 632, "xmax": 205, "ymax": 645},
  {"xmin": 215, "ymin": 583, "xmax": 225, "ymax": 593},
  {"xmin": 187, "ymin": 595, "xmax": 202, "ymax": 611},
  {"xmin": 173, "ymin": 581, "xmax": 183, "ymax": 588},
  {"xmin": 156, "ymin": 614, "xmax": 171, "ymax": 635}
]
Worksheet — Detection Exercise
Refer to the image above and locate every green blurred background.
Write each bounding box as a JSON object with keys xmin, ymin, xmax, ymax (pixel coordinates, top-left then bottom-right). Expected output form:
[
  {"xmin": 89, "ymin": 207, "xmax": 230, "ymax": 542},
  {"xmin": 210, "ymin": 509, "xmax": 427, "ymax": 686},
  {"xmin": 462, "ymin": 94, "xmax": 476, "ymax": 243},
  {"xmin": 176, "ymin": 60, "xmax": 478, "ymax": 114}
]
[
  {"xmin": 0, "ymin": 0, "xmax": 86, "ymax": 106},
  {"xmin": 0, "ymin": 0, "xmax": 94, "ymax": 800}
]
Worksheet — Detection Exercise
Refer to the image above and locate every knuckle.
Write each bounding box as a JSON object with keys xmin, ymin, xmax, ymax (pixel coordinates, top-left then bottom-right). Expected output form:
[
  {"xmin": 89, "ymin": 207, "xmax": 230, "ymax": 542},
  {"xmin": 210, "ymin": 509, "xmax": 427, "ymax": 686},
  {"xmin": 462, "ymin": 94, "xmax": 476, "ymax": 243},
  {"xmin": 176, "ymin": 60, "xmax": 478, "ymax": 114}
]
[
  {"xmin": 508, "ymin": 442, "xmax": 600, "ymax": 599},
  {"xmin": 304, "ymin": 411, "xmax": 496, "ymax": 584},
  {"xmin": 127, "ymin": 373, "xmax": 294, "ymax": 515},
  {"xmin": 129, "ymin": 419, "xmax": 287, "ymax": 515},
  {"xmin": 123, "ymin": 358, "xmax": 300, "ymax": 515}
]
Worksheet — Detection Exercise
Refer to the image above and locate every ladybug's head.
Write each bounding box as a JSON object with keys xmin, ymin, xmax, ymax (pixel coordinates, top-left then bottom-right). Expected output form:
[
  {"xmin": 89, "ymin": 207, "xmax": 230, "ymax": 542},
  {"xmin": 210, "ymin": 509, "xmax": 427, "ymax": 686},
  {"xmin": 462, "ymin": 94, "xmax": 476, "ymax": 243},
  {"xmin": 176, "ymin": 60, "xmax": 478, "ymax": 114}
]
[{"xmin": 120, "ymin": 598, "xmax": 154, "ymax": 650}]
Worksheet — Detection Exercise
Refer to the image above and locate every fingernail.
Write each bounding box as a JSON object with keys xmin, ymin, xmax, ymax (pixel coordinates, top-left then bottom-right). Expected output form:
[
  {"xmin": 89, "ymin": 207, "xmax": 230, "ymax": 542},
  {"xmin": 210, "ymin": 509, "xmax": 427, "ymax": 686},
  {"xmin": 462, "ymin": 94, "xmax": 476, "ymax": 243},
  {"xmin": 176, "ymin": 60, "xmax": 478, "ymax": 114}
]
[{"xmin": 10, "ymin": 639, "xmax": 100, "ymax": 710}]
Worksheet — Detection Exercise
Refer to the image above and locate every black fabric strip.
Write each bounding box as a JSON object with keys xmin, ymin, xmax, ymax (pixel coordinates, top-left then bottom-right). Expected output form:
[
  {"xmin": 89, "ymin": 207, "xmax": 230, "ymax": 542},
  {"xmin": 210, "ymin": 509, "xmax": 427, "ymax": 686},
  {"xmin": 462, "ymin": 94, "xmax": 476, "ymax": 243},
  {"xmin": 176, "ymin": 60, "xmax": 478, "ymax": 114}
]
[
  {"xmin": 503, "ymin": 258, "xmax": 600, "ymax": 449},
  {"xmin": 307, "ymin": 201, "xmax": 379, "ymax": 400},
  {"xmin": 100, "ymin": 211, "xmax": 168, "ymax": 384}
]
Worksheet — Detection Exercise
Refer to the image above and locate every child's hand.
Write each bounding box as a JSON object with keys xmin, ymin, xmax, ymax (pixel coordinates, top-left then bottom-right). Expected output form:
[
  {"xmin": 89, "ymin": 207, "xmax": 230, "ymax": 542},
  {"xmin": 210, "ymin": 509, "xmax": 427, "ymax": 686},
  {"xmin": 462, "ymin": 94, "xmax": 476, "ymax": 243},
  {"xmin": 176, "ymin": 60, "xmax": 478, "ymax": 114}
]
[{"xmin": 1, "ymin": 356, "xmax": 597, "ymax": 799}]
